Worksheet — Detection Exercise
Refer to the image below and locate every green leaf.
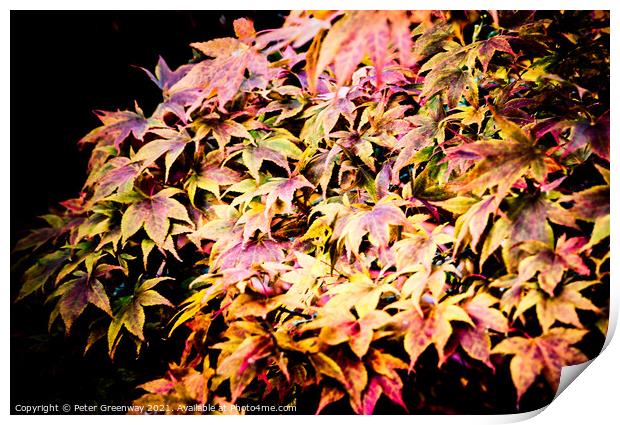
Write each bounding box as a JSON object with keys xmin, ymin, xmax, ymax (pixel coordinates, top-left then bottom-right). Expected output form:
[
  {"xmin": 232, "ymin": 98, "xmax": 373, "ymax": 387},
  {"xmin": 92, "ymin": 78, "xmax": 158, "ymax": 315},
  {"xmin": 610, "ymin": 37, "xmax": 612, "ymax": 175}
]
[
  {"xmin": 17, "ymin": 250, "xmax": 71, "ymax": 301},
  {"xmin": 107, "ymin": 277, "xmax": 173, "ymax": 356}
]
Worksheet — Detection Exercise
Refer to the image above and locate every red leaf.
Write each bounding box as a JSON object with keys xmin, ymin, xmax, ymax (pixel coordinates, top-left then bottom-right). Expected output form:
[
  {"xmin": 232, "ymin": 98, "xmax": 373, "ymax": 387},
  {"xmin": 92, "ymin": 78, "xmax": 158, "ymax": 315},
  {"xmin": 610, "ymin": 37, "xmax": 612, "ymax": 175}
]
[{"xmin": 476, "ymin": 36, "xmax": 515, "ymax": 73}]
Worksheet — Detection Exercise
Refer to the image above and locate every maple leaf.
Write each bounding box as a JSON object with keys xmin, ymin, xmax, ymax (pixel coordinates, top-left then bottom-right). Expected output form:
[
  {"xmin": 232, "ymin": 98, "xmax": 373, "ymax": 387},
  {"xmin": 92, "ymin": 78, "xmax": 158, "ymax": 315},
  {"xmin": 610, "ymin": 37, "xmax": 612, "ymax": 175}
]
[
  {"xmin": 279, "ymin": 252, "xmax": 333, "ymax": 306},
  {"xmin": 303, "ymin": 308, "xmax": 391, "ymax": 358},
  {"xmin": 232, "ymin": 17, "xmax": 256, "ymax": 41},
  {"xmin": 561, "ymin": 184, "xmax": 609, "ymax": 222},
  {"xmin": 237, "ymin": 202, "xmax": 271, "ymax": 243},
  {"xmin": 90, "ymin": 157, "xmax": 143, "ymax": 202},
  {"xmin": 587, "ymin": 197, "xmax": 610, "ymax": 249},
  {"xmin": 212, "ymin": 238, "xmax": 286, "ymax": 272},
  {"xmin": 132, "ymin": 128, "xmax": 194, "ymax": 182},
  {"xmin": 475, "ymin": 35, "xmax": 516, "ymax": 73},
  {"xmin": 137, "ymin": 361, "xmax": 215, "ymax": 406},
  {"xmin": 418, "ymin": 39, "xmax": 483, "ymax": 107},
  {"xmin": 314, "ymin": 348, "xmax": 409, "ymax": 414},
  {"xmin": 515, "ymin": 281, "xmax": 600, "ymax": 333},
  {"xmin": 325, "ymin": 352, "xmax": 370, "ymax": 412},
  {"xmin": 335, "ymin": 199, "xmax": 407, "ymax": 255},
  {"xmin": 456, "ymin": 292, "xmax": 508, "ymax": 369},
  {"xmin": 172, "ymin": 27, "xmax": 272, "ymax": 110},
  {"xmin": 73, "ymin": 209, "xmax": 116, "ymax": 245},
  {"xmin": 412, "ymin": 21, "xmax": 454, "ymax": 60},
  {"xmin": 227, "ymin": 292, "xmax": 303, "ymax": 320},
  {"xmin": 79, "ymin": 108, "xmax": 151, "ymax": 152},
  {"xmin": 140, "ymin": 55, "xmax": 193, "ymax": 93},
  {"xmin": 464, "ymin": 292, "xmax": 509, "ymax": 333},
  {"xmin": 393, "ymin": 297, "xmax": 473, "ymax": 370},
  {"xmin": 308, "ymin": 11, "xmax": 428, "ymax": 91},
  {"xmin": 13, "ymin": 214, "xmax": 71, "ymax": 253},
  {"xmin": 362, "ymin": 374, "xmax": 408, "ymax": 414},
  {"xmin": 445, "ymin": 111, "xmax": 548, "ymax": 198},
  {"xmin": 140, "ymin": 57, "xmax": 204, "ymax": 122},
  {"xmin": 346, "ymin": 312, "xmax": 391, "ymax": 358},
  {"xmin": 445, "ymin": 138, "xmax": 543, "ymax": 198},
  {"xmin": 356, "ymin": 101, "xmax": 412, "ymax": 142},
  {"xmin": 17, "ymin": 250, "xmax": 71, "ymax": 301},
  {"xmin": 422, "ymin": 66, "xmax": 478, "ymax": 109},
  {"xmin": 315, "ymin": 385, "xmax": 345, "ymax": 414},
  {"xmin": 491, "ymin": 328, "xmax": 588, "ymax": 404},
  {"xmin": 51, "ymin": 243, "xmax": 104, "ymax": 286},
  {"xmin": 240, "ymin": 145, "xmax": 291, "ymax": 180},
  {"xmin": 187, "ymin": 204, "xmax": 240, "ymax": 247},
  {"xmin": 366, "ymin": 348, "xmax": 408, "ymax": 381},
  {"xmin": 490, "ymin": 193, "xmax": 567, "ymax": 272},
  {"xmin": 47, "ymin": 270, "xmax": 113, "ymax": 333},
  {"xmin": 247, "ymin": 175, "xmax": 314, "ymax": 218},
  {"xmin": 456, "ymin": 326, "xmax": 495, "ymax": 370},
  {"xmin": 185, "ymin": 151, "xmax": 242, "ymax": 202},
  {"xmin": 259, "ymin": 86, "xmax": 306, "ymax": 125},
  {"xmin": 108, "ymin": 277, "xmax": 174, "ymax": 356},
  {"xmin": 300, "ymin": 94, "xmax": 356, "ymax": 146},
  {"xmin": 318, "ymin": 12, "xmax": 386, "ymax": 88},
  {"xmin": 255, "ymin": 130, "xmax": 303, "ymax": 160},
  {"xmin": 138, "ymin": 378, "xmax": 175, "ymax": 395},
  {"xmin": 565, "ymin": 111, "xmax": 609, "ymax": 160},
  {"xmin": 517, "ymin": 235, "xmax": 590, "ymax": 295},
  {"xmin": 255, "ymin": 10, "xmax": 334, "ymax": 54},
  {"xmin": 391, "ymin": 109, "xmax": 444, "ymax": 184},
  {"xmin": 452, "ymin": 195, "xmax": 498, "ymax": 253},
  {"xmin": 191, "ymin": 114, "xmax": 253, "ymax": 152},
  {"xmin": 309, "ymin": 352, "xmax": 347, "ymax": 388},
  {"xmin": 392, "ymin": 223, "xmax": 453, "ymax": 273},
  {"xmin": 120, "ymin": 188, "xmax": 193, "ymax": 247},
  {"xmin": 400, "ymin": 265, "xmax": 452, "ymax": 315},
  {"xmin": 323, "ymin": 273, "xmax": 397, "ymax": 319}
]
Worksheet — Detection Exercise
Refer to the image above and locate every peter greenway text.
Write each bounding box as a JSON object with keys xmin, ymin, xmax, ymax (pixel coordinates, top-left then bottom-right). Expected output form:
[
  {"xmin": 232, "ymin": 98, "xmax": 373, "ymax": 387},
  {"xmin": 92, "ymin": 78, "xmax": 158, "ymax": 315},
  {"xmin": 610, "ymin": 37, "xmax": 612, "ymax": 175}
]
[
  {"xmin": 14, "ymin": 404, "xmax": 151, "ymax": 414},
  {"xmin": 13, "ymin": 403, "xmax": 297, "ymax": 414}
]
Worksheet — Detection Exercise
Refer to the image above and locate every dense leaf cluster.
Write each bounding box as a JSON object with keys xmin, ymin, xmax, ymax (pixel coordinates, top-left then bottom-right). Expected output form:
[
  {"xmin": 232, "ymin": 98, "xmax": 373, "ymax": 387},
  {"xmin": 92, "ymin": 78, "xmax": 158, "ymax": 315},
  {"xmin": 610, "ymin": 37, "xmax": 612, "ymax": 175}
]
[{"xmin": 15, "ymin": 10, "xmax": 609, "ymax": 414}]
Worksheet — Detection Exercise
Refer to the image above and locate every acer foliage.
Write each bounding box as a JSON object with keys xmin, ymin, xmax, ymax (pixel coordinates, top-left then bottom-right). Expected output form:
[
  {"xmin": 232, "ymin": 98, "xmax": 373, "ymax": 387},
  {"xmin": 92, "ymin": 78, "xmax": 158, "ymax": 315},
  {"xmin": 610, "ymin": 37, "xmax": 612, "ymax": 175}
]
[{"xmin": 14, "ymin": 10, "xmax": 609, "ymax": 414}]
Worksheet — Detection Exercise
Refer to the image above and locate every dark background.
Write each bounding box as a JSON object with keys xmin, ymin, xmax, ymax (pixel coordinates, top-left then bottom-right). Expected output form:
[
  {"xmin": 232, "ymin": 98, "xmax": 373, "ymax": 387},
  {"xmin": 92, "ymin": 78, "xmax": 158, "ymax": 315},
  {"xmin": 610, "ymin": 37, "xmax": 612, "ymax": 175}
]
[
  {"xmin": 10, "ymin": 11, "xmax": 285, "ymax": 411},
  {"xmin": 11, "ymin": 10, "xmax": 285, "ymax": 244}
]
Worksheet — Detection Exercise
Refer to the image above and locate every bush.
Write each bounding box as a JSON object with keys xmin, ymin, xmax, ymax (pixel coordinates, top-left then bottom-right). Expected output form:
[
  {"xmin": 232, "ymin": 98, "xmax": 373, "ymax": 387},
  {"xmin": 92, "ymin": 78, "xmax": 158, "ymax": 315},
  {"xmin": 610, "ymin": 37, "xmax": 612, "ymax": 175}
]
[{"xmin": 14, "ymin": 10, "xmax": 609, "ymax": 414}]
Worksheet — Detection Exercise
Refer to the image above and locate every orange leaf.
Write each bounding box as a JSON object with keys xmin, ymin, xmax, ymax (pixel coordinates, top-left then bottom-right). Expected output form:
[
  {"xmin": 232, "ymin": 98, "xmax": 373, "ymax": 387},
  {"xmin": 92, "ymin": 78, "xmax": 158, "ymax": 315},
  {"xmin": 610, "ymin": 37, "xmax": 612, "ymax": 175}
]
[{"xmin": 491, "ymin": 328, "xmax": 587, "ymax": 404}]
